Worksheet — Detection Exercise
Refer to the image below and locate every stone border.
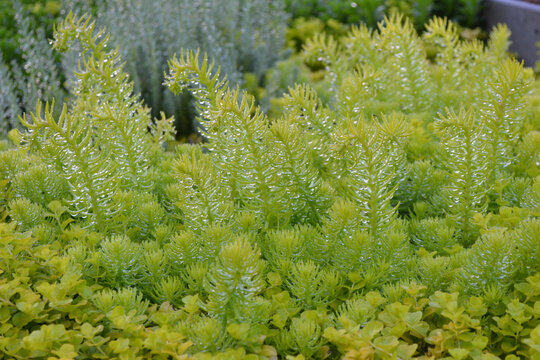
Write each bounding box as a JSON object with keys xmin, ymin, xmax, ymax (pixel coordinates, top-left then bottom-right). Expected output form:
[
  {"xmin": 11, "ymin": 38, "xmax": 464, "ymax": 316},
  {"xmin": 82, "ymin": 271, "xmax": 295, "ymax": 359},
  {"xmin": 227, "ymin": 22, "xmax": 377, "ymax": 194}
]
[{"xmin": 485, "ymin": 0, "xmax": 540, "ymax": 67}]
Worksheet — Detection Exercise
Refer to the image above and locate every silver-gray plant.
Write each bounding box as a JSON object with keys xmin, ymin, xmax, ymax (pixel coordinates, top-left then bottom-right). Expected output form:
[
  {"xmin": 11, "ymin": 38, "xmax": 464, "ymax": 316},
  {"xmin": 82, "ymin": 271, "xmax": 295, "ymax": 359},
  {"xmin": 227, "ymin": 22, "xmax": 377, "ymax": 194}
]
[
  {"xmin": 12, "ymin": 0, "xmax": 63, "ymax": 113},
  {"xmin": 0, "ymin": 52, "xmax": 20, "ymax": 135}
]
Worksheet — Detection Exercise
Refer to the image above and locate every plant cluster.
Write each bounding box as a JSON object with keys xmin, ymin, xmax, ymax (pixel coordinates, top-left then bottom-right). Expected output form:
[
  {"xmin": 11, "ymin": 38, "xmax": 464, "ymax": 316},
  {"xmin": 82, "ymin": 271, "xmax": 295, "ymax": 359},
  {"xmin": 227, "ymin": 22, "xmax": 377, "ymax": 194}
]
[
  {"xmin": 1, "ymin": 13, "xmax": 540, "ymax": 359},
  {"xmin": 0, "ymin": 222, "xmax": 193, "ymax": 359}
]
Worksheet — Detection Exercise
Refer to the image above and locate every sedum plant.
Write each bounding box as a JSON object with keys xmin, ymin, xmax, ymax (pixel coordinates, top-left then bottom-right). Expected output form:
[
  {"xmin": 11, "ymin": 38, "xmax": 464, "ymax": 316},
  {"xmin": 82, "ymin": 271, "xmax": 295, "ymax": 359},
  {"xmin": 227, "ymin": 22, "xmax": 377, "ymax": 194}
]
[
  {"xmin": 18, "ymin": 14, "xmax": 163, "ymax": 233},
  {"xmin": 1, "ymin": 13, "xmax": 540, "ymax": 359},
  {"xmin": 435, "ymin": 107, "xmax": 490, "ymax": 245},
  {"xmin": 0, "ymin": 222, "xmax": 193, "ymax": 359}
]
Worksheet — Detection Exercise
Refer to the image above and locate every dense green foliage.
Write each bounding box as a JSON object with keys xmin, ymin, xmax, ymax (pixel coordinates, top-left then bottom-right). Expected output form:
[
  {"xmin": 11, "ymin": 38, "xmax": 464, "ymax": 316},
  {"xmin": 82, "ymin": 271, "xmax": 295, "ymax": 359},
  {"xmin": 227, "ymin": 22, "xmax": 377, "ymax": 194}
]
[
  {"xmin": 1, "ymin": 13, "xmax": 540, "ymax": 359},
  {"xmin": 0, "ymin": 0, "xmax": 61, "ymax": 61},
  {"xmin": 0, "ymin": 222, "xmax": 193, "ymax": 359},
  {"xmin": 0, "ymin": 0, "xmax": 65, "ymax": 134},
  {"xmin": 284, "ymin": 0, "xmax": 483, "ymax": 29},
  {"xmin": 2, "ymin": 220, "xmax": 538, "ymax": 359}
]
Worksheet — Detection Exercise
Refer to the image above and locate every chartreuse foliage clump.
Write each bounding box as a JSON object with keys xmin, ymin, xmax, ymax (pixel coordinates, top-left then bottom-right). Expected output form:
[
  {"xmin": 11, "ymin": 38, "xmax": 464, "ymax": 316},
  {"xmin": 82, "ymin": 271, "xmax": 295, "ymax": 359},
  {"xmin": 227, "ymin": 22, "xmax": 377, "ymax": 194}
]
[
  {"xmin": 0, "ymin": 222, "xmax": 192, "ymax": 359},
  {"xmin": 1, "ymin": 13, "xmax": 540, "ymax": 359}
]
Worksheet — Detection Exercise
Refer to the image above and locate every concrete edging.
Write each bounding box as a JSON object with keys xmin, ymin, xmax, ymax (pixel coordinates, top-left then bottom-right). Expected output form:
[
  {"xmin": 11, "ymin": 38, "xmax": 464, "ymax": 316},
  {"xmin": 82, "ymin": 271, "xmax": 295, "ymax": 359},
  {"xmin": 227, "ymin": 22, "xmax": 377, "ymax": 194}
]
[{"xmin": 484, "ymin": 0, "xmax": 540, "ymax": 67}]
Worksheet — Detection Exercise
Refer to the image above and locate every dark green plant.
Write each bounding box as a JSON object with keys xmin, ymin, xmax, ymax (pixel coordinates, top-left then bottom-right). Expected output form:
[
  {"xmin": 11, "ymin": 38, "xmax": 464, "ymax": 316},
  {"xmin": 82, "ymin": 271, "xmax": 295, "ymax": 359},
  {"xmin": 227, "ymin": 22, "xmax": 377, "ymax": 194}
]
[
  {"xmin": 433, "ymin": 0, "xmax": 484, "ymax": 28},
  {"xmin": 0, "ymin": 0, "xmax": 61, "ymax": 62},
  {"xmin": 284, "ymin": 0, "xmax": 483, "ymax": 30},
  {"xmin": 284, "ymin": 0, "xmax": 386, "ymax": 28},
  {"xmin": 0, "ymin": 0, "xmax": 65, "ymax": 133}
]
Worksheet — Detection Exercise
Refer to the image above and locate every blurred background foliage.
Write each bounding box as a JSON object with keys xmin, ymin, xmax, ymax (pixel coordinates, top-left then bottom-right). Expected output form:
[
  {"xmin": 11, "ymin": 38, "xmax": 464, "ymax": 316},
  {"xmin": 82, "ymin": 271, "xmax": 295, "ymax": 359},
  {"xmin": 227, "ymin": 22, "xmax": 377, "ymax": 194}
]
[
  {"xmin": 284, "ymin": 0, "xmax": 484, "ymax": 29},
  {"xmin": 0, "ymin": 0, "xmax": 61, "ymax": 61},
  {"xmin": 0, "ymin": 0, "xmax": 486, "ymax": 137}
]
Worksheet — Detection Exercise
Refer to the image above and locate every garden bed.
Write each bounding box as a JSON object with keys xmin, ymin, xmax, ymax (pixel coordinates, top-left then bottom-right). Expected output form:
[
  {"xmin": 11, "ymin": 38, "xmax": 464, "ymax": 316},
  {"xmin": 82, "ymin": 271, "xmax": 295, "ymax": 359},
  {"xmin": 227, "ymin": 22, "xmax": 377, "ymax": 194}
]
[{"xmin": 1, "ymin": 6, "xmax": 540, "ymax": 359}]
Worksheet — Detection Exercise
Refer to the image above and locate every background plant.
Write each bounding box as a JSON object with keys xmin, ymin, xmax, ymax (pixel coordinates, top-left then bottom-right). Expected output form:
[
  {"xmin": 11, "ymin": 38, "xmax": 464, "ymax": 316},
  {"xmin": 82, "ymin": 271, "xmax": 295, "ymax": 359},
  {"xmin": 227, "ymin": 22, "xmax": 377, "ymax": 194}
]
[
  {"xmin": 0, "ymin": 0, "xmax": 65, "ymax": 134},
  {"xmin": 0, "ymin": 0, "xmax": 61, "ymax": 61},
  {"xmin": 284, "ymin": 0, "xmax": 484, "ymax": 30}
]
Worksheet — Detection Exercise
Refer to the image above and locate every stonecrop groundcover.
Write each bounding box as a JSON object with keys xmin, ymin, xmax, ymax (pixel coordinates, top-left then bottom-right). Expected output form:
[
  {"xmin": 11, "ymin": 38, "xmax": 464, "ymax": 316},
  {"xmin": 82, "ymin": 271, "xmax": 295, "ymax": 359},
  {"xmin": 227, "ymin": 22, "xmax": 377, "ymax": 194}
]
[{"xmin": 0, "ymin": 12, "xmax": 539, "ymax": 360}]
